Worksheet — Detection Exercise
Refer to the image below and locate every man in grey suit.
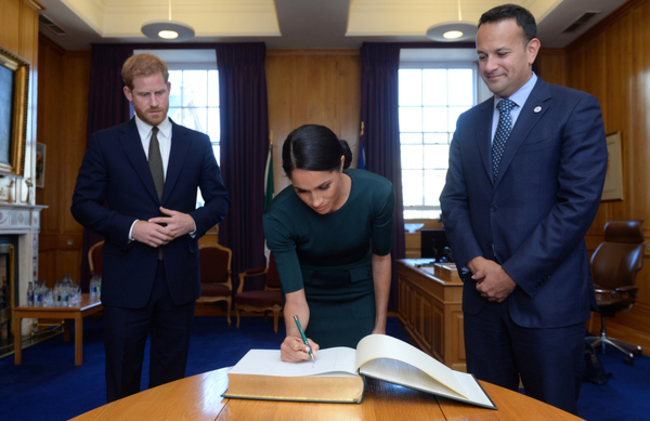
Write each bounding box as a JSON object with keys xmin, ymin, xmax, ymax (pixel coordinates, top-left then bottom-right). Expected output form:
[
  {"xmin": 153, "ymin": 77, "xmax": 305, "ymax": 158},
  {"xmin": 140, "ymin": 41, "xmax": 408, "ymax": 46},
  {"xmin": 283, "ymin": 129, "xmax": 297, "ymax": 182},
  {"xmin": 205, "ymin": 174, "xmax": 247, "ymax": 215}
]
[
  {"xmin": 440, "ymin": 4, "xmax": 607, "ymax": 414},
  {"xmin": 72, "ymin": 53, "xmax": 230, "ymax": 402}
]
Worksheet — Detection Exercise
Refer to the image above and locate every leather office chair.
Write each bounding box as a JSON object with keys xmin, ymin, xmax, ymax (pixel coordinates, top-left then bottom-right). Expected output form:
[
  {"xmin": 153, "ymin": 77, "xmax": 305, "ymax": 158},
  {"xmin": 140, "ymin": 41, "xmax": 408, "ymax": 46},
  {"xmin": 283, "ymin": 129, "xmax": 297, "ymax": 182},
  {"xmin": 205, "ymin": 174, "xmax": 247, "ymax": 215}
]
[
  {"xmin": 88, "ymin": 240, "xmax": 104, "ymax": 275},
  {"xmin": 588, "ymin": 219, "xmax": 644, "ymax": 365},
  {"xmin": 235, "ymin": 253, "xmax": 283, "ymax": 334},
  {"xmin": 197, "ymin": 244, "xmax": 233, "ymax": 325}
]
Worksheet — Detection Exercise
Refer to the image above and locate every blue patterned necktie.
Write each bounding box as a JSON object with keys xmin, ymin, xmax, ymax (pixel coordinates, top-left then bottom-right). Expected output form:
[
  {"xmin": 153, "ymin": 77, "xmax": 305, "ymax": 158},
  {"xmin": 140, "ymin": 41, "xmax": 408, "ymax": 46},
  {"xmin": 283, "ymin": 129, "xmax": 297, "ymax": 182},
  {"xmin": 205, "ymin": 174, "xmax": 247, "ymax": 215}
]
[{"xmin": 492, "ymin": 98, "xmax": 515, "ymax": 181}]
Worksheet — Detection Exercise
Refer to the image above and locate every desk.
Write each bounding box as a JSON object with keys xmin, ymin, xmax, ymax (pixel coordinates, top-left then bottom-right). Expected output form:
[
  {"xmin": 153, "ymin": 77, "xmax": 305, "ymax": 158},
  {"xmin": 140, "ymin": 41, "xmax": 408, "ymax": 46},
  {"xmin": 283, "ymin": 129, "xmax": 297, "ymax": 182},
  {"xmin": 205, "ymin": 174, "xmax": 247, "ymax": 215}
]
[
  {"xmin": 397, "ymin": 259, "xmax": 465, "ymax": 371},
  {"xmin": 70, "ymin": 367, "xmax": 583, "ymax": 421},
  {"xmin": 13, "ymin": 294, "xmax": 103, "ymax": 366}
]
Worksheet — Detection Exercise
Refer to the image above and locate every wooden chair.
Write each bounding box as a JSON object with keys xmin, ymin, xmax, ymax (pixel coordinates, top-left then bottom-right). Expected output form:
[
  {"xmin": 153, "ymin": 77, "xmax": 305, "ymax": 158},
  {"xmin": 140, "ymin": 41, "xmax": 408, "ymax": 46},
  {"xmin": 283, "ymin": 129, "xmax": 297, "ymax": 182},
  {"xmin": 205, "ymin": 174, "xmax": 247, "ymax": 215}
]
[
  {"xmin": 197, "ymin": 244, "xmax": 233, "ymax": 325},
  {"xmin": 87, "ymin": 240, "xmax": 105, "ymax": 325},
  {"xmin": 235, "ymin": 253, "xmax": 283, "ymax": 334},
  {"xmin": 88, "ymin": 240, "xmax": 104, "ymax": 275}
]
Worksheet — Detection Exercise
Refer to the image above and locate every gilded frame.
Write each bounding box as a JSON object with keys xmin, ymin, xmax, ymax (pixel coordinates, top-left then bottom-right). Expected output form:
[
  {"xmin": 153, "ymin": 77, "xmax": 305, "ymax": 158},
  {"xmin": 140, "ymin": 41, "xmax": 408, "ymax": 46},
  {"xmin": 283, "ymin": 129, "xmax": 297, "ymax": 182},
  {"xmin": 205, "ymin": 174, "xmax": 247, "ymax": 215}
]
[{"xmin": 0, "ymin": 46, "xmax": 29, "ymax": 176}]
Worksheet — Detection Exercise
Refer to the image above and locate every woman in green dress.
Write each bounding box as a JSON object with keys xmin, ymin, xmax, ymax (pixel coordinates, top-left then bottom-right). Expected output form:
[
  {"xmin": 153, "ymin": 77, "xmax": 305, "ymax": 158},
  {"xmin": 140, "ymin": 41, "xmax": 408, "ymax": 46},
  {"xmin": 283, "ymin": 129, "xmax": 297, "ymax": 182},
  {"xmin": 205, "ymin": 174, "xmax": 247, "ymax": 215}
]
[{"xmin": 263, "ymin": 124, "xmax": 394, "ymax": 362}]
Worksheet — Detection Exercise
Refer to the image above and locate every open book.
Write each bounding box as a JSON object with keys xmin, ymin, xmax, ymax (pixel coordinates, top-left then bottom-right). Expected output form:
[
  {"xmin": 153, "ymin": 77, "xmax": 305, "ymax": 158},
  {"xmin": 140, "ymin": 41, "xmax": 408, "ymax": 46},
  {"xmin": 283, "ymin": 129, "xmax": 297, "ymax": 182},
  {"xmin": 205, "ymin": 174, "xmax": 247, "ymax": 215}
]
[{"xmin": 224, "ymin": 334, "xmax": 496, "ymax": 409}]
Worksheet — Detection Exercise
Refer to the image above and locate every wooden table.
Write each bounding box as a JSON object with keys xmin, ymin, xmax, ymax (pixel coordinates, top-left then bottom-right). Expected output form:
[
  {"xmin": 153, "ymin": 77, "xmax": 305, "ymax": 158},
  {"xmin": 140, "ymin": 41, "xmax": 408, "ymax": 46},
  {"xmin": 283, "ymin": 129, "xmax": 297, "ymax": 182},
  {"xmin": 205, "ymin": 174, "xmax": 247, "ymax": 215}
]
[
  {"xmin": 398, "ymin": 259, "xmax": 466, "ymax": 371},
  {"xmin": 13, "ymin": 293, "xmax": 103, "ymax": 366},
  {"xmin": 70, "ymin": 367, "xmax": 584, "ymax": 421}
]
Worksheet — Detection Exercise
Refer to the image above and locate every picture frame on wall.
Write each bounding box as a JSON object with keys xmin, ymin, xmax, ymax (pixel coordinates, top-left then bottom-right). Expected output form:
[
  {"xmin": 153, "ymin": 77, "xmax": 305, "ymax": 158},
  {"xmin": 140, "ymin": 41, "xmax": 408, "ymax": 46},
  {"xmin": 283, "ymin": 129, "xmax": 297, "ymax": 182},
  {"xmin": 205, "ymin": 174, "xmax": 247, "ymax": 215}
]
[
  {"xmin": 36, "ymin": 143, "xmax": 45, "ymax": 188},
  {"xmin": 0, "ymin": 46, "xmax": 29, "ymax": 177},
  {"xmin": 601, "ymin": 131, "xmax": 624, "ymax": 201}
]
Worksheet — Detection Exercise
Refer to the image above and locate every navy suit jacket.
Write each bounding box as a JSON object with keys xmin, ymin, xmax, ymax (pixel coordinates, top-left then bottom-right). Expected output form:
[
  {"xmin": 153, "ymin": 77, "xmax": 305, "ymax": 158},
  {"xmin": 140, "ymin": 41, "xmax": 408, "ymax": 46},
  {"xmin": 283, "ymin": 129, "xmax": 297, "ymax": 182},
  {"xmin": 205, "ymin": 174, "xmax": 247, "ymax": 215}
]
[
  {"xmin": 440, "ymin": 77, "xmax": 608, "ymax": 328},
  {"xmin": 71, "ymin": 118, "xmax": 230, "ymax": 308}
]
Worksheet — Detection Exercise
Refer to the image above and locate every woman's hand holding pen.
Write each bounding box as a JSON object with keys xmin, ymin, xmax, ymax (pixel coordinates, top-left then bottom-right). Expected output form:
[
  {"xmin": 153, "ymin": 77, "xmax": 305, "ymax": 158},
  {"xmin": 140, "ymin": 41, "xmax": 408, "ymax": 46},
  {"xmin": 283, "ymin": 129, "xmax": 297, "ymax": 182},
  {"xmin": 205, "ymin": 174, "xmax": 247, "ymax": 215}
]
[
  {"xmin": 281, "ymin": 336, "xmax": 320, "ymax": 362},
  {"xmin": 281, "ymin": 290, "xmax": 319, "ymax": 362}
]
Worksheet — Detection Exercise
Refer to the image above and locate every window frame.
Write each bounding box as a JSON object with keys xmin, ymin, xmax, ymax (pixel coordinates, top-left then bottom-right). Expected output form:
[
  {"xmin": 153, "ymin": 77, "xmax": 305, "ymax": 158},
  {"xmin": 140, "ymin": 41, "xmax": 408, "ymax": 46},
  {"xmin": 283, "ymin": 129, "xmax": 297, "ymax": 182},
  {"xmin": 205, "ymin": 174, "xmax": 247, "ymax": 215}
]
[{"xmin": 398, "ymin": 59, "xmax": 481, "ymax": 220}]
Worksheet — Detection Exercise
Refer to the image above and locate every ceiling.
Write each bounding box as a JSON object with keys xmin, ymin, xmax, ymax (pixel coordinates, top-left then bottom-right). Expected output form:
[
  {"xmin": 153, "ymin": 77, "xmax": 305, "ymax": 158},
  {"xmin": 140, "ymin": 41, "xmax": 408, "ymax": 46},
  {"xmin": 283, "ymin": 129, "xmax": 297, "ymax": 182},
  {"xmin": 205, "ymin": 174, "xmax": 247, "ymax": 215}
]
[{"xmin": 37, "ymin": 0, "xmax": 628, "ymax": 51}]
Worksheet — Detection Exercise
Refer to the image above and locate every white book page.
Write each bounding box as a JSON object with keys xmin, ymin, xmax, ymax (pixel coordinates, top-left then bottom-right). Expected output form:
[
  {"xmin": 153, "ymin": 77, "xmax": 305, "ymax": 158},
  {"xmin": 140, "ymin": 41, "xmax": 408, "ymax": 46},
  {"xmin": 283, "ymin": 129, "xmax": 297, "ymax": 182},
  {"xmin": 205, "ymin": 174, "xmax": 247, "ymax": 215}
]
[
  {"xmin": 359, "ymin": 358, "xmax": 465, "ymax": 399},
  {"xmin": 229, "ymin": 347, "xmax": 357, "ymax": 377},
  {"xmin": 453, "ymin": 371, "xmax": 494, "ymax": 407},
  {"xmin": 355, "ymin": 334, "xmax": 467, "ymax": 398},
  {"xmin": 359, "ymin": 359, "xmax": 493, "ymax": 407}
]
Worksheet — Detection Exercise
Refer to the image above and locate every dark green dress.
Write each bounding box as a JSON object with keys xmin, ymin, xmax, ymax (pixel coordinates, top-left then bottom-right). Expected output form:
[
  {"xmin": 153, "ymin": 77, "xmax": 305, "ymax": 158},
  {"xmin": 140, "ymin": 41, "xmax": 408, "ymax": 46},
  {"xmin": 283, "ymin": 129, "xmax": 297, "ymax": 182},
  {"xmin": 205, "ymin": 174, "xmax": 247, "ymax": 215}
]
[{"xmin": 263, "ymin": 169, "xmax": 394, "ymax": 348}]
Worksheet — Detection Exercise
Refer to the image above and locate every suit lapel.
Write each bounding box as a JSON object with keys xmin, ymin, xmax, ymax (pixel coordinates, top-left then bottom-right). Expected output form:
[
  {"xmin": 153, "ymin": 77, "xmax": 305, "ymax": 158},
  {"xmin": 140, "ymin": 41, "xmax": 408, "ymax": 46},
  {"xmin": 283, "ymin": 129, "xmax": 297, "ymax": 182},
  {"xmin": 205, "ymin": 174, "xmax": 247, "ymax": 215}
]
[
  {"xmin": 475, "ymin": 99, "xmax": 495, "ymax": 184},
  {"xmin": 163, "ymin": 120, "xmax": 191, "ymax": 203},
  {"xmin": 119, "ymin": 119, "xmax": 160, "ymax": 202},
  {"xmin": 494, "ymin": 78, "xmax": 552, "ymax": 187}
]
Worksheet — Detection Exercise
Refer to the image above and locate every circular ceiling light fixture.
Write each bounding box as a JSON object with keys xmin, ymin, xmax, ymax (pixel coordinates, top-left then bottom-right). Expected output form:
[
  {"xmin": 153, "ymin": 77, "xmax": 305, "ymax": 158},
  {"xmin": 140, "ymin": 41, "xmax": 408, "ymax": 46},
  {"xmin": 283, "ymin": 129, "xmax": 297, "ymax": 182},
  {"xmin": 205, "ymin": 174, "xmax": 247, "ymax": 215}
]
[
  {"xmin": 141, "ymin": 21, "xmax": 195, "ymax": 42},
  {"xmin": 426, "ymin": 22, "xmax": 477, "ymax": 42},
  {"xmin": 425, "ymin": 0, "xmax": 477, "ymax": 42},
  {"xmin": 141, "ymin": 0, "xmax": 194, "ymax": 42}
]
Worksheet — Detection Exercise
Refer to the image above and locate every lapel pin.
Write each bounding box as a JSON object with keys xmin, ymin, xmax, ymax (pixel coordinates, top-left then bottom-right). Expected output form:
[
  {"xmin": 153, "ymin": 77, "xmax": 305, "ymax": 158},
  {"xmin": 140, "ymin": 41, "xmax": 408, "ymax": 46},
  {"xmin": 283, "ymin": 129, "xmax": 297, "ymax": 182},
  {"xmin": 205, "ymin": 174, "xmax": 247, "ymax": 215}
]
[{"xmin": 534, "ymin": 106, "xmax": 542, "ymax": 113}]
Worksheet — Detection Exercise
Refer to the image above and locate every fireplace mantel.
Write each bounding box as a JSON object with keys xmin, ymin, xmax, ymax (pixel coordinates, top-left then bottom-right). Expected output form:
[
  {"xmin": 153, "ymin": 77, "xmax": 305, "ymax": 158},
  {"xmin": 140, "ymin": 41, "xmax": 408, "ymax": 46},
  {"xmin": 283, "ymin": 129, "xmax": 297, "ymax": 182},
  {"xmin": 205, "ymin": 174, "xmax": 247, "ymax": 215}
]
[
  {"xmin": 0, "ymin": 201, "xmax": 47, "ymax": 335},
  {"xmin": 0, "ymin": 202, "xmax": 46, "ymax": 232}
]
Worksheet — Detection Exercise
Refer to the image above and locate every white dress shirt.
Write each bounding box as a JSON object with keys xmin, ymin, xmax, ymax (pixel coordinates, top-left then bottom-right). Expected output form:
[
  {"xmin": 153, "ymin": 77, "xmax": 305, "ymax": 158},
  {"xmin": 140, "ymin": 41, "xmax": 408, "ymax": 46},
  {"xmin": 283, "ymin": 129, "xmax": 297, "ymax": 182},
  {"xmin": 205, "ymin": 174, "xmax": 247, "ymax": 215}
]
[
  {"xmin": 128, "ymin": 115, "xmax": 196, "ymax": 240},
  {"xmin": 135, "ymin": 114, "xmax": 172, "ymax": 179}
]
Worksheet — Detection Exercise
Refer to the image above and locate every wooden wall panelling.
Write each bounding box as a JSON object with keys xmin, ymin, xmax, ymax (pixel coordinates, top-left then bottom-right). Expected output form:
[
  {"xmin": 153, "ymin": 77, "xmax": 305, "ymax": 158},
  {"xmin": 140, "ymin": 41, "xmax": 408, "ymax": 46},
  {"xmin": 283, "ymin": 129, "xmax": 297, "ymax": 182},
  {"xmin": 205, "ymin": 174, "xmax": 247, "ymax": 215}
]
[
  {"xmin": 61, "ymin": 50, "xmax": 92, "ymax": 234},
  {"xmin": 265, "ymin": 49, "xmax": 361, "ymax": 194},
  {"xmin": 0, "ymin": 0, "xmax": 21, "ymax": 54},
  {"xmin": 293, "ymin": 54, "xmax": 337, "ymax": 127},
  {"xmin": 265, "ymin": 52, "xmax": 295, "ymax": 193},
  {"xmin": 36, "ymin": 35, "xmax": 92, "ymax": 285},
  {"xmin": 536, "ymin": 49, "xmax": 567, "ymax": 87},
  {"xmin": 19, "ymin": 0, "xmax": 39, "ymax": 67},
  {"xmin": 561, "ymin": 0, "xmax": 650, "ymax": 337},
  {"xmin": 36, "ymin": 37, "xmax": 64, "ymax": 223},
  {"xmin": 335, "ymin": 55, "xmax": 362, "ymax": 152},
  {"xmin": 37, "ymin": 36, "xmax": 65, "ymax": 285},
  {"xmin": 0, "ymin": 0, "xmax": 41, "ymax": 203},
  {"xmin": 22, "ymin": 0, "xmax": 40, "ymax": 204},
  {"xmin": 629, "ymin": 2, "xmax": 650, "ymax": 226},
  {"xmin": 603, "ymin": 17, "xmax": 634, "ymax": 225}
]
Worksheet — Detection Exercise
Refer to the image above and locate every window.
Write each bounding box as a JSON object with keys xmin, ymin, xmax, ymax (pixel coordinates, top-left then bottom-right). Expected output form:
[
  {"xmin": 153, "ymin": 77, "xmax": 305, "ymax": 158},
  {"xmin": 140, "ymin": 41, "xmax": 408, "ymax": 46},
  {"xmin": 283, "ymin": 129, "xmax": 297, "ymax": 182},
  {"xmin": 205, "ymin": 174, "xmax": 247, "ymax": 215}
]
[
  {"xmin": 399, "ymin": 51, "xmax": 482, "ymax": 220},
  {"xmin": 168, "ymin": 69, "xmax": 220, "ymax": 165},
  {"xmin": 167, "ymin": 69, "xmax": 220, "ymax": 208}
]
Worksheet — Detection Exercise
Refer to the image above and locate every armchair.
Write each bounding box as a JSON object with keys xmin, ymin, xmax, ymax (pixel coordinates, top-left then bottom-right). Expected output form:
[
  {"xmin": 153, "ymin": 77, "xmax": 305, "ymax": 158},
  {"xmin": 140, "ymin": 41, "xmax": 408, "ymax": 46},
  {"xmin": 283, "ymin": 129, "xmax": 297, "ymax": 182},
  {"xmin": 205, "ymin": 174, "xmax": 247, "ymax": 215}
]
[
  {"xmin": 588, "ymin": 219, "xmax": 644, "ymax": 365},
  {"xmin": 234, "ymin": 253, "xmax": 283, "ymax": 333},
  {"xmin": 88, "ymin": 240, "xmax": 104, "ymax": 275},
  {"xmin": 197, "ymin": 244, "xmax": 233, "ymax": 325}
]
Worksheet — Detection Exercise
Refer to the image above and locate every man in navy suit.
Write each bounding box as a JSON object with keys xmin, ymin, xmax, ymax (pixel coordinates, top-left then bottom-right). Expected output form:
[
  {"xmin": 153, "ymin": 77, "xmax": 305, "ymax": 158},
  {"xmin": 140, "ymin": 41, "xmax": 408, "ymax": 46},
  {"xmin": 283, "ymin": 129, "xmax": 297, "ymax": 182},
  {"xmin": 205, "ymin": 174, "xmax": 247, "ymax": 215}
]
[
  {"xmin": 71, "ymin": 53, "xmax": 230, "ymax": 402},
  {"xmin": 440, "ymin": 4, "xmax": 607, "ymax": 414}
]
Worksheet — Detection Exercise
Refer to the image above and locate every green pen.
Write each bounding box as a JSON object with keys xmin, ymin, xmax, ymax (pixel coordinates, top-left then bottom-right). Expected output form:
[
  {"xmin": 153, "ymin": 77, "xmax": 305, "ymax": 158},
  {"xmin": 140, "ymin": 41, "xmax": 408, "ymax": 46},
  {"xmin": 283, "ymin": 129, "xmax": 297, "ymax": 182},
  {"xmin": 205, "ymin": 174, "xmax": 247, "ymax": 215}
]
[{"xmin": 293, "ymin": 315, "xmax": 315, "ymax": 362}]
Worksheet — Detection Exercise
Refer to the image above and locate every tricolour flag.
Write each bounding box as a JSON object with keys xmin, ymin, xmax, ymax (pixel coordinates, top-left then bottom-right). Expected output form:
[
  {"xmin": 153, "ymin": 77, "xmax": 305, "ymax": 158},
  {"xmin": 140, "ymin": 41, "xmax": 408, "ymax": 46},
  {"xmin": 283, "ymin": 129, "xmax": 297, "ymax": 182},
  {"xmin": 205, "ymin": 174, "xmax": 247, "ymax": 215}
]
[
  {"xmin": 357, "ymin": 122, "xmax": 365, "ymax": 170},
  {"xmin": 264, "ymin": 140, "xmax": 274, "ymax": 211},
  {"xmin": 264, "ymin": 138, "xmax": 274, "ymax": 264}
]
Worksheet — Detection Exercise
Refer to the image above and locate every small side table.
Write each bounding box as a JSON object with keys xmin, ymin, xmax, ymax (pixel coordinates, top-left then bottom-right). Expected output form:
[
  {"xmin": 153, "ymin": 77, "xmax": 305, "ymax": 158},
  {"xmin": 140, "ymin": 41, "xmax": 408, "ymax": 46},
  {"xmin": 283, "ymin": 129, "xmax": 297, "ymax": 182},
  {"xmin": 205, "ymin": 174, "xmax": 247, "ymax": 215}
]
[{"xmin": 13, "ymin": 293, "xmax": 103, "ymax": 366}]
